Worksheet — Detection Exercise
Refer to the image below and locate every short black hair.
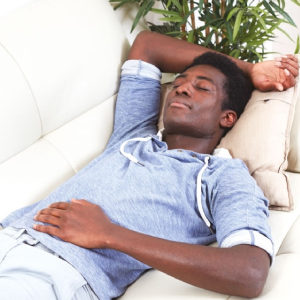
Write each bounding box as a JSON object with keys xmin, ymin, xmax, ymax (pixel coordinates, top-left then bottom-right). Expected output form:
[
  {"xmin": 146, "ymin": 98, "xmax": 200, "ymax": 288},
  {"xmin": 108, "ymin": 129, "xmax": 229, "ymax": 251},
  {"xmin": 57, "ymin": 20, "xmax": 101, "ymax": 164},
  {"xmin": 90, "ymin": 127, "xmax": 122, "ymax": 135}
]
[{"xmin": 183, "ymin": 52, "xmax": 253, "ymax": 119}]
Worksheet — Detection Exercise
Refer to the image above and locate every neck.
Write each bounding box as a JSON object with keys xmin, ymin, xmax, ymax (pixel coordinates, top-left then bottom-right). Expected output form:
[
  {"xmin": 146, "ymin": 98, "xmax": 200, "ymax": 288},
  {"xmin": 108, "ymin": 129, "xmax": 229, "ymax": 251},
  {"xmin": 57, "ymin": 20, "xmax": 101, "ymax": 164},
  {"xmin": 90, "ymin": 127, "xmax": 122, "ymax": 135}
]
[{"xmin": 163, "ymin": 133, "xmax": 221, "ymax": 154}]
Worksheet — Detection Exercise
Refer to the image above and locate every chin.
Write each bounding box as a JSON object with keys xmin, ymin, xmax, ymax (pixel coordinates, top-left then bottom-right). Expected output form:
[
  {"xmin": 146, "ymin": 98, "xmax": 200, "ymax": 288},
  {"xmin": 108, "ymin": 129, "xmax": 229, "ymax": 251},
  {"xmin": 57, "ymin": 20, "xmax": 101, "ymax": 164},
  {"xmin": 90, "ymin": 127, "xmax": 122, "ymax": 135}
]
[{"xmin": 164, "ymin": 123, "xmax": 193, "ymax": 137}]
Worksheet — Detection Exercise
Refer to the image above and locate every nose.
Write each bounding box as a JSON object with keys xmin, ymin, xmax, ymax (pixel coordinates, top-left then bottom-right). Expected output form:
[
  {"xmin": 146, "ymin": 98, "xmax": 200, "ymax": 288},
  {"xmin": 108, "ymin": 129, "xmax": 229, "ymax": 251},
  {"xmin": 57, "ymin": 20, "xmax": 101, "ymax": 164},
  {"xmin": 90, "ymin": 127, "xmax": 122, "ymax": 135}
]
[{"xmin": 176, "ymin": 82, "xmax": 192, "ymax": 97}]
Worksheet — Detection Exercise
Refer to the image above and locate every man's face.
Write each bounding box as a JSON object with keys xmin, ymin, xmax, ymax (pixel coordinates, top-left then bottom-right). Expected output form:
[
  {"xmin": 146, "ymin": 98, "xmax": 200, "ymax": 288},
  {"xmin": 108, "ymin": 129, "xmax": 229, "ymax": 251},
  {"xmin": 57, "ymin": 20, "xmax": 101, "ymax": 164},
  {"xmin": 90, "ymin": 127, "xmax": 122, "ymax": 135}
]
[{"xmin": 163, "ymin": 64, "xmax": 228, "ymax": 139}]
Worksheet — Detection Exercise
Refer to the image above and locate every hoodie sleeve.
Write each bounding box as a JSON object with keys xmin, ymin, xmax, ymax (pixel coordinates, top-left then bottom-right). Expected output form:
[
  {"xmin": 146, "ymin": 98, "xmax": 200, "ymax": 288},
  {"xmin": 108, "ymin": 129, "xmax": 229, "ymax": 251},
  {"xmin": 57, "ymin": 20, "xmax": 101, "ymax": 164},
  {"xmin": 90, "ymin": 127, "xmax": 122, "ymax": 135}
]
[
  {"xmin": 106, "ymin": 60, "xmax": 162, "ymax": 149},
  {"xmin": 210, "ymin": 159, "xmax": 274, "ymax": 264}
]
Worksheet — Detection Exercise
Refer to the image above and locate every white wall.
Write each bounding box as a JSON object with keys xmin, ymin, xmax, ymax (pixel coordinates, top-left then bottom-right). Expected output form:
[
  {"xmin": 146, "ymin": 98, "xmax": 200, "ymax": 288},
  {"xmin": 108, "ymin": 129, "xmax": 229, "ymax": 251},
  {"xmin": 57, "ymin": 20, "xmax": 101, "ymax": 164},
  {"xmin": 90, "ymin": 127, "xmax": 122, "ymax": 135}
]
[
  {"xmin": 270, "ymin": 1, "xmax": 300, "ymax": 58},
  {"xmin": 2, "ymin": 0, "xmax": 299, "ymax": 58},
  {"xmin": 0, "ymin": 0, "xmax": 38, "ymax": 18}
]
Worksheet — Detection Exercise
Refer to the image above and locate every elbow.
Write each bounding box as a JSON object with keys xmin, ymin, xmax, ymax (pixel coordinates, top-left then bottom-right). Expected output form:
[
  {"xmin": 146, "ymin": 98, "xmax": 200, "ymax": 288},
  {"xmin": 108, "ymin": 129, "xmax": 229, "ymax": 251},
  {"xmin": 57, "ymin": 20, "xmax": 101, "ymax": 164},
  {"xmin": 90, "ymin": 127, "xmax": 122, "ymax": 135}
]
[
  {"xmin": 229, "ymin": 245, "xmax": 271, "ymax": 298},
  {"xmin": 128, "ymin": 31, "xmax": 155, "ymax": 62},
  {"xmin": 133, "ymin": 30, "xmax": 151, "ymax": 46},
  {"xmin": 244, "ymin": 279, "xmax": 266, "ymax": 298},
  {"xmin": 237, "ymin": 263, "xmax": 269, "ymax": 298},
  {"xmin": 129, "ymin": 31, "xmax": 164, "ymax": 67}
]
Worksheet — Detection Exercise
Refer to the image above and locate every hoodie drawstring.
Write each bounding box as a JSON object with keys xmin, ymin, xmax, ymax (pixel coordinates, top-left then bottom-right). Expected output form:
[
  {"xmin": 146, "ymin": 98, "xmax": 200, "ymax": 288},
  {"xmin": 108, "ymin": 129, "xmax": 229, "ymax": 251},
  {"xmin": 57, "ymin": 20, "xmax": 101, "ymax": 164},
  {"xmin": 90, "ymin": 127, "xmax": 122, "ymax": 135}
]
[
  {"xmin": 120, "ymin": 137, "xmax": 152, "ymax": 166},
  {"xmin": 197, "ymin": 156, "xmax": 214, "ymax": 233},
  {"xmin": 120, "ymin": 138, "xmax": 213, "ymax": 232}
]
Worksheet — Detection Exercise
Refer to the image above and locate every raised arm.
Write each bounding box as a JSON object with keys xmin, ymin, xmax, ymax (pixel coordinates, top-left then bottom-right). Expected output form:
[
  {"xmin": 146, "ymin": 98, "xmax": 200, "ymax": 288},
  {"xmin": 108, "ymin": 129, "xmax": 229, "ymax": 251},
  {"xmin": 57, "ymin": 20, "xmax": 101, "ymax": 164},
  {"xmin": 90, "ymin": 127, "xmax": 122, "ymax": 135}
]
[{"xmin": 129, "ymin": 30, "xmax": 299, "ymax": 91}]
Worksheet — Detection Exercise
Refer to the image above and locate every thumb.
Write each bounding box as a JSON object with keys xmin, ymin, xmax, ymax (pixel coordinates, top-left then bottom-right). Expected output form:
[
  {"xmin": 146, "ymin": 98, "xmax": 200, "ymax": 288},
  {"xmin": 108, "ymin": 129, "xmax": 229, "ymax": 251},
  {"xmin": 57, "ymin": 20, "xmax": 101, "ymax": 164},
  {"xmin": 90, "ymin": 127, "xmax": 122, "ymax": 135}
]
[{"xmin": 257, "ymin": 81, "xmax": 283, "ymax": 92}]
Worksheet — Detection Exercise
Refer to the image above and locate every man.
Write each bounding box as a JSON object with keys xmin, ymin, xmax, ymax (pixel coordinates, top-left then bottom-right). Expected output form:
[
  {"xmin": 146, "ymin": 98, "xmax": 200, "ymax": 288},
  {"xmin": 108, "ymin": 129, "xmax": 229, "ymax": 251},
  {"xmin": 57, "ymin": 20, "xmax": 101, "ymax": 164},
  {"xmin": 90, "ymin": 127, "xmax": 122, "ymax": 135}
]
[{"xmin": 0, "ymin": 31, "xmax": 299, "ymax": 300}]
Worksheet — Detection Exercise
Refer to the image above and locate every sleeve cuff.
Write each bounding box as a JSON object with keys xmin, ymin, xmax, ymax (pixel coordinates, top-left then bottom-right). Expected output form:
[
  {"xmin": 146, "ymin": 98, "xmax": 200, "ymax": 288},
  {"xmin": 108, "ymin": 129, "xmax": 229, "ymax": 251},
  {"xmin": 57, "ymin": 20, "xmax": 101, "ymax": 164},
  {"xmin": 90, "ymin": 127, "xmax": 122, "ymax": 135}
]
[
  {"xmin": 121, "ymin": 60, "xmax": 162, "ymax": 81},
  {"xmin": 220, "ymin": 229, "xmax": 274, "ymax": 266}
]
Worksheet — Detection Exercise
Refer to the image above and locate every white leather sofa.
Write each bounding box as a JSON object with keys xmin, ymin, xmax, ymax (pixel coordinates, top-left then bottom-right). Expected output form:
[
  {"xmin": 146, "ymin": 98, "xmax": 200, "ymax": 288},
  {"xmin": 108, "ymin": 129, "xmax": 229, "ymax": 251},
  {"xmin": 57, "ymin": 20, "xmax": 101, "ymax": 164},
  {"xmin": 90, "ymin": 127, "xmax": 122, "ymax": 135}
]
[{"xmin": 0, "ymin": 0, "xmax": 300, "ymax": 299}]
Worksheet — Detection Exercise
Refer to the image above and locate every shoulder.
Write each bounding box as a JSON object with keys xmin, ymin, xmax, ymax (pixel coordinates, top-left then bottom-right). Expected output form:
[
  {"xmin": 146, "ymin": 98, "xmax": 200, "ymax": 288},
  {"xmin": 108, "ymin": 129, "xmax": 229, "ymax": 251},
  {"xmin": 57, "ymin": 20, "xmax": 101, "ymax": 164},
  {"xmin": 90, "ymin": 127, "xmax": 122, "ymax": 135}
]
[{"xmin": 207, "ymin": 155, "xmax": 250, "ymax": 180}]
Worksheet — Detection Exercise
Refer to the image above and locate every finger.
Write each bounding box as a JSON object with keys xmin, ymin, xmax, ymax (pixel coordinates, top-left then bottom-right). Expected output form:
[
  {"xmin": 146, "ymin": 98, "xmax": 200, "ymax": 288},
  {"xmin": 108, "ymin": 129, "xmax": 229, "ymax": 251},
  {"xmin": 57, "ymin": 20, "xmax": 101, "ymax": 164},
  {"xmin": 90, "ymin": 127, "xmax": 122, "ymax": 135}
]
[
  {"xmin": 275, "ymin": 54, "xmax": 298, "ymax": 66},
  {"xmin": 37, "ymin": 207, "xmax": 62, "ymax": 218},
  {"xmin": 71, "ymin": 198, "xmax": 92, "ymax": 206},
  {"xmin": 283, "ymin": 62, "xmax": 298, "ymax": 78},
  {"xmin": 286, "ymin": 54, "xmax": 298, "ymax": 64},
  {"xmin": 33, "ymin": 223, "xmax": 62, "ymax": 237},
  {"xmin": 275, "ymin": 55, "xmax": 299, "ymax": 77},
  {"xmin": 48, "ymin": 201, "xmax": 70, "ymax": 210},
  {"xmin": 34, "ymin": 212, "xmax": 61, "ymax": 226},
  {"xmin": 282, "ymin": 74, "xmax": 296, "ymax": 91}
]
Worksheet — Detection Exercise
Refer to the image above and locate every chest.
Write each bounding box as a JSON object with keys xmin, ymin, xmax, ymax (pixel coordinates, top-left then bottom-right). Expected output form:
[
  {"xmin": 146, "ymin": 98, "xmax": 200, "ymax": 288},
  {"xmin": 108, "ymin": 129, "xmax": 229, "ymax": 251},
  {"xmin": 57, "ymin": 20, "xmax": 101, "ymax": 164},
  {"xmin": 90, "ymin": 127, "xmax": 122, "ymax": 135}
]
[{"xmin": 71, "ymin": 141, "xmax": 214, "ymax": 241}]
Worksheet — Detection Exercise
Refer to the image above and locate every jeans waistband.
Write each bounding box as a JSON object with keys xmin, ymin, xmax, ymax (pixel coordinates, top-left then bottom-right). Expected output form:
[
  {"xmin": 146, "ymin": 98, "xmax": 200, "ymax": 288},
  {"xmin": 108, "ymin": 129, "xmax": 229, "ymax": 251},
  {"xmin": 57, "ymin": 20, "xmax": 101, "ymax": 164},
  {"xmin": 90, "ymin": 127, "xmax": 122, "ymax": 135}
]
[{"xmin": 2, "ymin": 227, "xmax": 60, "ymax": 258}]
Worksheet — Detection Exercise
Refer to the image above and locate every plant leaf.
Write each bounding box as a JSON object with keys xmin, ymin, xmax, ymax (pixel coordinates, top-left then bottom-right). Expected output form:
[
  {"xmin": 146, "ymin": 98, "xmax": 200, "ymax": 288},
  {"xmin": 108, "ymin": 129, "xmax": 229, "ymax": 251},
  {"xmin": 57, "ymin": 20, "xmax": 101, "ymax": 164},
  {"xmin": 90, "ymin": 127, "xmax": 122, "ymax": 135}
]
[
  {"xmin": 130, "ymin": 0, "xmax": 148, "ymax": 33},
  {"xmin": 182, "ymin": 0, "xmax": 189, "ymax": 15},
  {"xmin": 279, "ymin": 0, "xmax": 286, "ymax": 10},
  {"xmin": 169, "ymin": 0, "xmax": 182, "ymax": 12},
  {"xmin": 151, "ymin": 8, "xmax": 181, "ymax": 16},
  {"xmin": 295, "ymin": 35, "xmax": 300, "ymax": 53},
  {"xmin": 250, "ymin": 9, "xmax": 268, "ymax": 32},
  {"xmin": 144, "ymin": 0, "xmax": 155, "ymax": 16},
  {"xmin": 247, "ymin": 37, "xmax": 271, "ymax": 46},
  {"xmin": 109, "ymin": 0, "xmax": 132, "ymax": 2},
  {"xmin": 198, "ymin": 0, "xmax": 205, "ymax": 14},
  {"xmin": 178, "ymin": 5, "xmax": 199, "ymax": 26},
  {"xmin": 277, "ymin": 27, "xmax": 295, "ymax": 42},
  {"xmin": 187, "ymin": 30, "xmax": 195, "ymax": 43},
  {"xmin": 225, "ymin": 22, "xmax": 233, "ymax": 43},
  {"xmin": 291, "ymin": 0, "xmax": 300, "ymax": 6},
  {"xmin": 250, "ymin": 48, "xmax": 264, "ymax": 61},
  {"xmin": 159, "ymin": 16, "xmax": 183, "ymax": 22},
  {"xmin": 203, "ymin": 30, "xmax": 215, "ymax": 47},
  {"xmin": 269, "ymin": 1, "xmax": 296, "ymax": 26},
  {"xmin": 262, "ymin": 0, "xmax": 277, "ymax": 18},
  {"xmin": 230, "ymin": 49, "xmax": 241, "ymax": 58},
  {"xmin": 233, "ymin": 9, "xmax": 244, "ymax": 41},
  {"xmin": 227, "ymin": 7, "xmax": 241, "ymax": 21},
  {"xmin": 266, "ymin": 19, "xmax": 283, "ymax": 33},
  {"xmin": 110, "ymin": 0, "xmax": 134, "ymax": 10}
]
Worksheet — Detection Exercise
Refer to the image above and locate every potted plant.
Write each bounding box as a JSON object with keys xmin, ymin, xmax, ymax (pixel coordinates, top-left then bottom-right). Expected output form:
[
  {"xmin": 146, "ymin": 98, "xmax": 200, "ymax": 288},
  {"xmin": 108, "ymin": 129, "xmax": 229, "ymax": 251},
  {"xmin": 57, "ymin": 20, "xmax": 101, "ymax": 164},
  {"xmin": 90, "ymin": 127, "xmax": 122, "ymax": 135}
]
[{"xmin": 110, "ymin": 0, "xmax": 300, "ymax": 63}]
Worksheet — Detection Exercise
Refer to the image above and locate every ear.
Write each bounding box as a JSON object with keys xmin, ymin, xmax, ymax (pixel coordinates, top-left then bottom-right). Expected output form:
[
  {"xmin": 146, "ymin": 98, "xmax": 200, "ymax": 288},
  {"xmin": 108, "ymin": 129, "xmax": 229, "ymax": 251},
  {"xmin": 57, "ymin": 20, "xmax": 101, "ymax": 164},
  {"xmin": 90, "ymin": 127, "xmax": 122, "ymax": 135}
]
[{"xmin": 219, "ymin": 110, "xmax": 237, "ymax": 129}]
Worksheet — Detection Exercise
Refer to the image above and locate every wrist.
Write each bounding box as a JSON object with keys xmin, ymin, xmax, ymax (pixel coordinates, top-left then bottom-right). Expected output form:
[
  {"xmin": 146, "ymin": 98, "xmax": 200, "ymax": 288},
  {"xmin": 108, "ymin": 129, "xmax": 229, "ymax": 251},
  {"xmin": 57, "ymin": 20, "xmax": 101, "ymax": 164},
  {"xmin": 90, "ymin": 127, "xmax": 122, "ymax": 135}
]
[
  {"xmin": 245, "ymin": 62, "xmax": 254, "ymax": 80},
  {"xmin": 104, "ymin": 223, "xmax": 125, "ymax": 249},
  {"xmin": 237, "ymin": 60, "xmax": 253, "ymax": 79}
]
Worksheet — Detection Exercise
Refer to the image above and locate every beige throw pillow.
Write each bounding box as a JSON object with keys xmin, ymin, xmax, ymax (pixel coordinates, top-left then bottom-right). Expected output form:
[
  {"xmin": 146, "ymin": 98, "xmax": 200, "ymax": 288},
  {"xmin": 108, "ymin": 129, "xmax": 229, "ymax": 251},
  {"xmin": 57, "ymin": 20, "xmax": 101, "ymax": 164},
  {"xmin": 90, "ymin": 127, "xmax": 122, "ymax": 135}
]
[
  {"xmin": 158, "ymin": 77, "xmax": 299, "ymax": 211},
  {"xmin": 218, "ymin": 81, "xmax": 299, "ymax": 211}
]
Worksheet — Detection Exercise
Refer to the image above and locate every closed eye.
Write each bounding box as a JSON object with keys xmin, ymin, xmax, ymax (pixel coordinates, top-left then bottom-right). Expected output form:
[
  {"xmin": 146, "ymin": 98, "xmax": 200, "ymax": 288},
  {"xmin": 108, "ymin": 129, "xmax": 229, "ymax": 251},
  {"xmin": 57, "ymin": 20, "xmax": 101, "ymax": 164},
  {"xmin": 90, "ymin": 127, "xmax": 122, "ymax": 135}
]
[
  {"xmin": 196, "ymin": 86, "xmax": 210, "ymax": 91},
  {"xmin": 172, "ymin": 81, "xmax": 182, "ymax": 89}
]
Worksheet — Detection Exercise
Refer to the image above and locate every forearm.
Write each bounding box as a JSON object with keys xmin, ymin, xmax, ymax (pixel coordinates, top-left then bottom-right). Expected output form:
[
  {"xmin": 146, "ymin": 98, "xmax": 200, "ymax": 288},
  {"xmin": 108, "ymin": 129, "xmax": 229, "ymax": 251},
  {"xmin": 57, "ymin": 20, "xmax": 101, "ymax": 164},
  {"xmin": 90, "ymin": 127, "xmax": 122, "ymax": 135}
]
[
  {"xmin": 128, "ymin": 31, "xmax": 252, "ymax": 76},
  {"xmin": 33, "ymin": 200, "xmax": 270, "ymax": 297},
  {"xmin": 128, "ymin": 31, "xmax": 299, "ymax": 91},
  {"xmin": 106, "ymin": 223, "xmax": 269, "ymax": 298}
]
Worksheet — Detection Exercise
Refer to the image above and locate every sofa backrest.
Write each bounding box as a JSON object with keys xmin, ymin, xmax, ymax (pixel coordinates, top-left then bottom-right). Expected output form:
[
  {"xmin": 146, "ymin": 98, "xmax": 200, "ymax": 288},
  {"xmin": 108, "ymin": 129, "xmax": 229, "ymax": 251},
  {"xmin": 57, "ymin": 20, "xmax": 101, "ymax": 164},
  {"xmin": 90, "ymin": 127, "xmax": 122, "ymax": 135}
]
[
  {"xmin": 1, "ymin": 0, "xmax": 300, "ymax": 222},
  {"xmin": 0, "ymin": 0, "xmax": 130, "ymax": 221}
]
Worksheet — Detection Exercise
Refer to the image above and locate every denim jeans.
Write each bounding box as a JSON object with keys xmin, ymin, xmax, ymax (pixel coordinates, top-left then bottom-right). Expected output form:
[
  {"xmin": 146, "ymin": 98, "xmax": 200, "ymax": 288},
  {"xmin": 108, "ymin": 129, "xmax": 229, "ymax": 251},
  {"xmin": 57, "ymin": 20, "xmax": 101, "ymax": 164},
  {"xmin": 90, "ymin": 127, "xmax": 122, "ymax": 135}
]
[{"xmin": 0, "ymin": 227, "xmax": 98, "ymax": 300}]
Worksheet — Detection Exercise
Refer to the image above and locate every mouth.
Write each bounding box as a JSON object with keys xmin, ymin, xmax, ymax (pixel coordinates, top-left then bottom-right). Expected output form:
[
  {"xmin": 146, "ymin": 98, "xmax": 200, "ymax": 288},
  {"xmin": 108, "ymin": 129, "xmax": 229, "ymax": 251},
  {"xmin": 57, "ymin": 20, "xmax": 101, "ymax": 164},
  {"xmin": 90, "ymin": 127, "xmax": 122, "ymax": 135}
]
[{"xmin": 169, "ymin": 98, "xmax": 191, "ymax": 109}]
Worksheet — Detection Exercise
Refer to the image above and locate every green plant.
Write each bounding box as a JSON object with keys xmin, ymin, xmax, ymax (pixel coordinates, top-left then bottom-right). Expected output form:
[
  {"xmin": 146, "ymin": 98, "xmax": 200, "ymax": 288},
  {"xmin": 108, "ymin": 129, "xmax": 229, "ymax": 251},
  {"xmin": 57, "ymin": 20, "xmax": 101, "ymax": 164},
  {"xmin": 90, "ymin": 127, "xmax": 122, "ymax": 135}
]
[{"xmin": 110, "ymin": 0, "xmax": 300, "ymax": 62}]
